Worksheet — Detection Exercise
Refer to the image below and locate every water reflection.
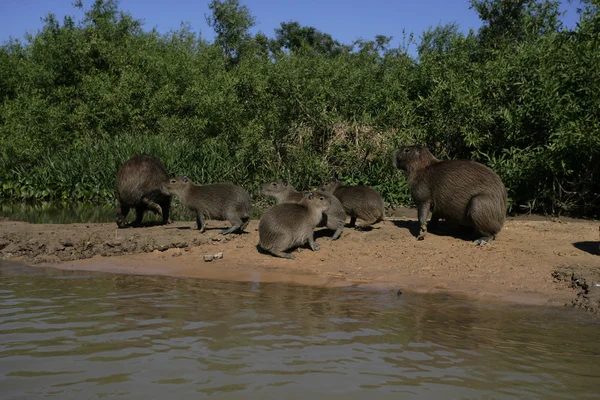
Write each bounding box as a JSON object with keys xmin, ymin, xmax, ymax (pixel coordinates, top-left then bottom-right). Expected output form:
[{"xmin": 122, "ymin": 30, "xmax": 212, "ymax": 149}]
[
  {"xmin": 0, "ymin": 201, "xmax": 195, "ymax": 224},
  {"xmin": 0, "ymin": 264, "xmax": 599, "ymax": 399}
]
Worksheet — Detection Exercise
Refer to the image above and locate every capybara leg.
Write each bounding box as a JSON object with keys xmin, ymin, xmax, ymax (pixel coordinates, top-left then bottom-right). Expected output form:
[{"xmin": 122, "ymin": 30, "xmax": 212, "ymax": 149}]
[
  {"xmin": 239, "ymin": 218, "xmax": 250, "ymax": 232},
  {"xmin": 133, "ymin": 206, "xmax": 145, "ymax": 226},
  {"xmin": 309, "ymin": 236, "xmax": 320, "ymax": 251},
  {"xmin": 141, "ymin": 197, "xmax": 163, "ymax": 218},
  {"xmin": 274, "ymin": 251, "xmax": 295, "ymax": 259},
  {"xmin": 348, "ymin": 216, "xmax": 357, "ymax": 228},
  {"xmin": 328, "ymin": 226, "xmax": 343, "ymax": 241},
  {"xmin": 468, "ymin": 194, "xmax": 503, "ymax": 245},
  {"xmin": 428, "ymin": 211, "xmax": 440, "ymax": 231},
  {"xmin": 160, "ymin": 200, "xmax": 172, "ymax": 225},
  {"xmin": 115, "ymin": 204, "xmax": 130, "ymax": 228},
  {"xmin": 195, "ymin": 213, "xmax": 205, "ymax": 233},
  {"xmin": 417, "ymin": 201, "xmax": 431, "ymax": 240},
  {"xmin": 356, "ymin": 216, "xmax": 378, "ymax": 230},
  {"xmin": 221, "ymin": 216, "xmax": 245, "ymax": 235}
]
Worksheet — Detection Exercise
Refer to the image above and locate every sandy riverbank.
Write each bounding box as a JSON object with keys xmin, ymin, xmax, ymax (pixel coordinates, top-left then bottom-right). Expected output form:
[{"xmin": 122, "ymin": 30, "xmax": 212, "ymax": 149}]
[{"xmin": 1, "ymin": 211, "xmax": 599, "ymax": 312}]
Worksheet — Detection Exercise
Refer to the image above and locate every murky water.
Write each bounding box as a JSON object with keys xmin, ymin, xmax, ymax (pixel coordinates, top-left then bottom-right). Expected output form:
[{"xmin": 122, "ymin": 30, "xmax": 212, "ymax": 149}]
[{"xmin": 1, "ymin": 263, "xmax": 599, "ymax": 399}]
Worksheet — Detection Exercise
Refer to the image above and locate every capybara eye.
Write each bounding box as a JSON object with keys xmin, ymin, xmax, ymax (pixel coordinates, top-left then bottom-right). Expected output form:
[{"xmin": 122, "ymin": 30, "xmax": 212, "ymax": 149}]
[
  {"xmin": 319, "ymin": 196, "xmax": 324, "ymax": 200},
  {"xmin": 272, "ymin": 182, "xmax": 276, "ymax": 186},
  {"xmin": 404, "ymin": 148, "xmax": 410, "ymax": 153},
  {"xmin": 170, "ymin": 179, "xmax": 176, "ymax": 184}
]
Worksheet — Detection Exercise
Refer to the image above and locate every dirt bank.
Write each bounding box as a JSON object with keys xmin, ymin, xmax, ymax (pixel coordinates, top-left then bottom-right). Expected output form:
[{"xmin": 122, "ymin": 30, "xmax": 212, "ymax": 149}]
[{"xmin": 0, "ymin": 213, "xmax": 599, "ymax": 312}]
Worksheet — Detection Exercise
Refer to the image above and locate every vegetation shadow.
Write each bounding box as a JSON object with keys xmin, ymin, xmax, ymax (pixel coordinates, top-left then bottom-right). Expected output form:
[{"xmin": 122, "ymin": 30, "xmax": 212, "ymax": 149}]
[{"xmin": 573, "ymin": 241, "xmax": 599, "ymax": 256}]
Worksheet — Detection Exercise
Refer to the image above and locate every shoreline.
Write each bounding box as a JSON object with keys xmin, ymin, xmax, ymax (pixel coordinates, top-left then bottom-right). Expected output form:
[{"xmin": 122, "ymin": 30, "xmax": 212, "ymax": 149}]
[{"xmin": 1, "ymin": 214, "xmax": 599, "ymax": 312}]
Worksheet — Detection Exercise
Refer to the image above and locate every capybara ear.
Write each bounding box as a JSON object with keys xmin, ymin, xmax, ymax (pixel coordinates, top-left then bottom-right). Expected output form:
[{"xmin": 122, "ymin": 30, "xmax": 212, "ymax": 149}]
[
  {"xmin": 282, "ymin": 180, "xmax": 288, "ymax": 187},
  {"xmin": 307, "ymin": 192, "xmax": 315, "ymax": 200},
  {"xmin": 182, "ymin": 176, "xmax": 189, "ymax": 183}
]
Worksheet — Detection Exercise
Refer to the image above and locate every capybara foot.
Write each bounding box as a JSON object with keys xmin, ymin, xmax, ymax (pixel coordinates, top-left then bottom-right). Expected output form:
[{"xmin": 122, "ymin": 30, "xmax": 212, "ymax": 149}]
[
  {"xmin": 310, "ymin": 241, "xmax": 320, "ymax": 251},
  {"xmin": 328, "ymin": 228, "xmax": 343, "ymax": 241},
  {"xmin": 275, "ymin": 251, "xmax": 296, "ymax": 259},
  {"xmin": 474, "ymin": 236, "xmax": 494, "ymax": 246},
  {"xmin": 116, "ymin": 217, "xmax": 129, "ymax": 229}
]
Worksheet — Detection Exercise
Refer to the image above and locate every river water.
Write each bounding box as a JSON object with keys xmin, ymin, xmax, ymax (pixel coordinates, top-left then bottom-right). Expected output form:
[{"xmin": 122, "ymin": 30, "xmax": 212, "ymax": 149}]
[{"xmin": 0, "ymin": 262, "xmax": 599, "ymax": 399}]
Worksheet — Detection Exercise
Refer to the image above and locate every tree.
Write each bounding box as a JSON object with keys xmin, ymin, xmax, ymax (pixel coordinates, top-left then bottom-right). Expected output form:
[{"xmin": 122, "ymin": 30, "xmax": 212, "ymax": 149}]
[{"xmin": 206, "ymin": 0, "xmax": 255, "ymax": 65}]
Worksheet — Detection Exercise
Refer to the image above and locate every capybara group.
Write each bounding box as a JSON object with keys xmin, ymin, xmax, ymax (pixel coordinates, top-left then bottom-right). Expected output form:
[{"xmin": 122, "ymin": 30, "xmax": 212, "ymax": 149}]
[
  {"xmin": 161, "ymin": 176, "xmax": 252, "ymax": 235},
  {"xmin": 258, "ymin": 191, "xmax": 331, "ymax": 259},
  {"xmin": 393, "ymin": 145, "xmax": 508, "ymax": 245},
  {"xmin": 319, "ymin": 178, "xmax": 384, "ymax": 230},
  {"xmin": 115, "ymin": 154, "xmax": 172, "ymax": 228},
  {"xmin": 260, "ymin": 179, "xmax": 346, "ymax": 240}
]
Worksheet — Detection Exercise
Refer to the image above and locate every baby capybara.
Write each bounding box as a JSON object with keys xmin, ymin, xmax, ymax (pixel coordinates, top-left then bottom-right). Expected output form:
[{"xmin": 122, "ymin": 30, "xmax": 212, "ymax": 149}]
[
  {"xmin": 115, "ymin": 154, "xmax": 172, "ymax": 228},
  {"xmin": 258, "ymin": 191, "xmax": 331, "ymax": 259},
  {"xmin": 260, "ymin": 179, "xmax": 346, "ymax": 240},
  {"xmin": 319, "ymin": 178, "xmax": 384, "ymax": 230},
  {"xmin": 393, "ymin": 145, "xmax": 508, "ymax": 245},
  {"xmin": 161, "ymin": 176, "xmax": 252, "ymax": 235}
]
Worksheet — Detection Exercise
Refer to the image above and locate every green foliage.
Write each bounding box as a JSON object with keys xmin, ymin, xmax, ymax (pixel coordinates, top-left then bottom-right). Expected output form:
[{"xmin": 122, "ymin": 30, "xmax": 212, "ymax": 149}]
[{"xmin": 0, "ymin": 0, "xmax": 598, "ymax": 217}]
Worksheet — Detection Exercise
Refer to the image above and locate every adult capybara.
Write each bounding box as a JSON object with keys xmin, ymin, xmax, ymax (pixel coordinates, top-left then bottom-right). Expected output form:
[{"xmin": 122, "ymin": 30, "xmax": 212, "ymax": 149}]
[
  {"xmin": 258, "ymin": 191, "xmax": 331, "ymax": 259},
  {"xmin": 115, "ymin": 154, "xmax": 172, "ymax": 228},
  {"xmin": 393, "ymin": 145, "xmax": 508, "ymax": 245},
  {"xmin": 260, "ymin": 179, "xmax": 346, "ymax": 240},
  {"xmin": 319, "ymin": 178, "xmax": 384, "ymax": 230},
  {"xmin": 161, "ymin": 176, "xmax": 251, "ymax": 235}
]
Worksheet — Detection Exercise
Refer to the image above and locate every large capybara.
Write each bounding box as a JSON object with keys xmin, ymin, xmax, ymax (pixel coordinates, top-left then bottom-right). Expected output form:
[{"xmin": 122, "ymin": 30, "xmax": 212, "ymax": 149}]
[
  {"xmin": 260, "ymin": 179, "xmax": 346, "ymax": 240},
  {"xmin": 319, "ymin": 178, "xmax": 384, "ymax": 230},
  {"xmin": 161, "ymin": 176, "xmax": 252, "ymax": 235},
  {"xmin": 115, "ymin": 154, "xmax": 172, "ymax": 228},
  {"xmin": 258, "ymin": 191, "xmax": 331, "ymax": 259},
  {"xmin": 393, "ymin": 145, "xmax": 508, "ymax": 245}
]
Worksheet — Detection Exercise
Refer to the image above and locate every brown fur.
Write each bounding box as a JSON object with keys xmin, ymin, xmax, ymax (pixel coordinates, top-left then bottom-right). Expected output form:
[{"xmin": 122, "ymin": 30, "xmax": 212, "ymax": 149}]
[
  {"xmin": 260, "ymin": 179, "xmax": 346, "ymax": 240},
  {"xmin": 161, "ymin": 176, "xmax": 252, "ymax": 235},
  {"xmin": 258, "ymin": 192, "xmax": 331, "ymax": 259},
  {"xmin": 319, "ymin": 179, "xmax": 384, "ymax": 230},
  {"xmin": 393, "ymin": 145, "xmax": 508, "ymax": 245},
  {"xmin": 115, "ymin": 154, "xmax": 172, "ymax": 228}
]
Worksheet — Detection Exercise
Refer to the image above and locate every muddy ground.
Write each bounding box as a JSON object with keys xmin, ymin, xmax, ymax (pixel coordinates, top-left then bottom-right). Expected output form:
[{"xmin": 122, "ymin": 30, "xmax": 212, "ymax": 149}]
[{"xmin": 0, "ymin": 209, "xmax": 599, "ymax": 313}]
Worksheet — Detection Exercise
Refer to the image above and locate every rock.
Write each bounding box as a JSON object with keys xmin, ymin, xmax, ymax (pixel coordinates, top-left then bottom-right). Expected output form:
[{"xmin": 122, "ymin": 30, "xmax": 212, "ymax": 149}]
[
  {"xmin": 105, "ymin": 240, "xmax": 122, "ymax": 248},
  {"xmin": 0, "ymin": 238, "xmax": 9, "ymax": 250},
  {"xmin": 204, "ymin": 255, "xmax": 214, "ymax": 262},
  {"xmin": 213, "ymin": 252, "xmax": 223, "ymax": 260},
  {"xmin": 59, "ymin": 239, "xmax": 74, "ymax": 247}
]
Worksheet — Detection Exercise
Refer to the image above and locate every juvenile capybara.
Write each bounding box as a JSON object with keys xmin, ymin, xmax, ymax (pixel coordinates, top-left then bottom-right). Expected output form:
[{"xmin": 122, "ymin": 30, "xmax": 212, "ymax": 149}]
[
  {"xmin": 319, "ymin": 178, "xmax": 384, "ymax": 230},
  {"xmin": 393, "ymin": 145, "xmax": 508, "ymax": 245},
  {"xmin": 260, "ymin": 179, "xmax": 346, "ymax": 240},
  {"xmin": 161, "ymin": 176, "xmax": 252, "ymax": 235},
  {"xmin": 115, "ymin": 154, "xmax": 172, "ymax": 228},
  {"xmin": 258, "ymin": 191, "xmax": 331, "ymax": 259}
]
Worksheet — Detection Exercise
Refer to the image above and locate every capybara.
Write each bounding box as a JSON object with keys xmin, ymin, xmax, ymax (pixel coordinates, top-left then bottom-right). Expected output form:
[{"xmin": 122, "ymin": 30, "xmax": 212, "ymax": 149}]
[
  {"xmin": 319, "ymin": 178, "xmax": 384, "ymax": 230},
  {"xmin": 260, "ymin": 179, "xmax": 346, "ymax": 240},
  {"xmin": 161, "ymin": 176, "xmax": 252, "ymax": 235},
  {"xmin": 258, "ymin": 191, "xmax": 331, "ymax": 259},
  {"xmin": 393, "ymin": 145, "xmax": 508, "ymax": 245},
  {"xmin": 115, "ymin": 154, "xmax": 172, "ymax": 228}
]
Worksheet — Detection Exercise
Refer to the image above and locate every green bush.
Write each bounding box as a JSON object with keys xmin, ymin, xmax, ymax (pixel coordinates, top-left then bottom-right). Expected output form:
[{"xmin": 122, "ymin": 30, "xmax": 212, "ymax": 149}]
[{"xmin": 0, "ymin": 0, "xmax": 598, "ymax": 218}]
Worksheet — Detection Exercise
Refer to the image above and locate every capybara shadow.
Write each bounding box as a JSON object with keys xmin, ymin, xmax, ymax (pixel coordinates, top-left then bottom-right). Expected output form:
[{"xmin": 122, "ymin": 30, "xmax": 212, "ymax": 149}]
[
  {"xmin": 390, "ymin": 219, "xmax": 420, "ymax": 238},
  {"xmin": 392, "ymin": 219, "xmax": 479, "ymax": 242},
  {"xmin": 573, "ymin": 241, "xmax": 600, "ymax": 256}
]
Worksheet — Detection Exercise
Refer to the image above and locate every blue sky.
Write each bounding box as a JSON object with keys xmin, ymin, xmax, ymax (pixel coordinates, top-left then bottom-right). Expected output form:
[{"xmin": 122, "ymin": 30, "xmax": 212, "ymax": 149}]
[{"xmin": 0, "ymin": 0, "xmax": 583, "ymax": 53}]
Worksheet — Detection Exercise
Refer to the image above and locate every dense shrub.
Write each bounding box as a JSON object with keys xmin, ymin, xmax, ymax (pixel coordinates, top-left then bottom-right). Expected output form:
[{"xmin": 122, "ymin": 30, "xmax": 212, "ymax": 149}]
[{"xmin": 0, "ymin": 0, "xmax": 598, "ymax": 217}]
